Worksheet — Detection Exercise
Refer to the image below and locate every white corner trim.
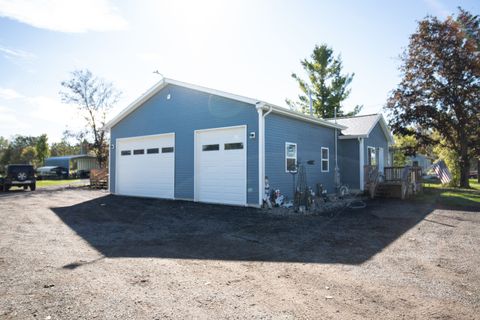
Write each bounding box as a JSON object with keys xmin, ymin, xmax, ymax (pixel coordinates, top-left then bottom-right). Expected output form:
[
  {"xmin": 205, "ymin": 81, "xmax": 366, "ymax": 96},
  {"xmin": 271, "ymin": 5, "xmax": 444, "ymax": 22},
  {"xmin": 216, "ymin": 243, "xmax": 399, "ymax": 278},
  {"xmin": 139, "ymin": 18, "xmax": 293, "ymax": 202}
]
[
  {"xmin": 256, "ymin": 103, "xmax": 272, "ymax": 206},
  {"xmin": 107, "ymin": 129, "xmax": 111, "ymax": 193},
  {"xmin": 359, "ymin": 138, "xmax": 364, "ymax": 191},
  {"xmin": 256, "ymin": 104, "xmax": 264, "ymax": 206}
]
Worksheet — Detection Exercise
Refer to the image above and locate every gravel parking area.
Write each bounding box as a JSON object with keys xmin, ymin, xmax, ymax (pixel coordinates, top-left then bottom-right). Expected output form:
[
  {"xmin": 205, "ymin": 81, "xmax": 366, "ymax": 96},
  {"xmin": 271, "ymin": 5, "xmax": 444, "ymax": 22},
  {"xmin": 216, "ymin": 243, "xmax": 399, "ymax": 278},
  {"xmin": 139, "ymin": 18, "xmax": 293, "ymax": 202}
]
[{"xmin": 0, "ymin": 187, "xmax": 479, "ymax": 319}]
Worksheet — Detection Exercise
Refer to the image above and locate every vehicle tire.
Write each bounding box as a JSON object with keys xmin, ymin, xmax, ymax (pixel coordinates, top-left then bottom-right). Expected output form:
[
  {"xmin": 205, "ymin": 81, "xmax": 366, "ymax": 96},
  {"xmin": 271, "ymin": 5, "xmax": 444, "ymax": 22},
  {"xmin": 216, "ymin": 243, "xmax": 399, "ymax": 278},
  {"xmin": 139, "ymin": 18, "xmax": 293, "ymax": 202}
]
[
  {"xmin": 30, "ymin": 183, "xmax": 36, "ymax": 191},
  {"xmin": 23, "ymin": 185, "xmax": 28, "ymax": 190},
  {"xmin": 4, "ymin": 184, "xmax": 10, "ymax": 192}
]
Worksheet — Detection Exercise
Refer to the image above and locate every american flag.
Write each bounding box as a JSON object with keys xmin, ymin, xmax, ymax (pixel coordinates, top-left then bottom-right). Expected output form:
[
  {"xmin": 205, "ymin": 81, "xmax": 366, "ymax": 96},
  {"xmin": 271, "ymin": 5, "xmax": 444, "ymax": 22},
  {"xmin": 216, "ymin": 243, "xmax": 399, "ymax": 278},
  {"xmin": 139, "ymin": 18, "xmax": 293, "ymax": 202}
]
[{"xmin": 432, "ymin": 160, "xmax": 453, "ymax": 184}]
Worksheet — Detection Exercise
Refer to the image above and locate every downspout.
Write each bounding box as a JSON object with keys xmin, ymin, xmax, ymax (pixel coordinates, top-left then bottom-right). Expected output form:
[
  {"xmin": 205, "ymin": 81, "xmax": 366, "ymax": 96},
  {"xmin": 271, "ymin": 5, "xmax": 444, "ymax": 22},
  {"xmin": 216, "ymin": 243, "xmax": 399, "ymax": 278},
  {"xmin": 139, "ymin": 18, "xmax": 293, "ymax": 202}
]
[
  {"xmin": 256, "ymin": 102, "xmax": 272, "ymax": 206},
  {"xmin": 359, "ymin": 137, "xmax": 365, "ymax": 191},
  {"xmin": 334, "ymin": 108, "xmax": 339, "ymax": 189}
]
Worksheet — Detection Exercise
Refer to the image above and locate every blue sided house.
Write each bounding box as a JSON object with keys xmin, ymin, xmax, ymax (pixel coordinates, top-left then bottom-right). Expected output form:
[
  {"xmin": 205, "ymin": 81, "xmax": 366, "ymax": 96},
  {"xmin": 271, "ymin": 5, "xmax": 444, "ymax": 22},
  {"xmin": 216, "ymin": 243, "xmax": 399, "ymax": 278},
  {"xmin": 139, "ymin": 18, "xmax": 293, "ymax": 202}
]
[{"xmin": 104, "ymin": 78, "xmax": 393, "ymax": 207}]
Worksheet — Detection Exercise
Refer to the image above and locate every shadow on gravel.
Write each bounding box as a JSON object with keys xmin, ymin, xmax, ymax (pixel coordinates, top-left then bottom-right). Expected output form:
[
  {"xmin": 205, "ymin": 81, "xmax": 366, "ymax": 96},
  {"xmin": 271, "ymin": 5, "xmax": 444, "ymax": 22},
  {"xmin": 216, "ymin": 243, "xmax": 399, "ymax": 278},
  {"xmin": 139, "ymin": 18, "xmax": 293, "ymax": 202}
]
[{"xmin": 52, "ymin": 195, "xmax": 437, "ymax": 266}]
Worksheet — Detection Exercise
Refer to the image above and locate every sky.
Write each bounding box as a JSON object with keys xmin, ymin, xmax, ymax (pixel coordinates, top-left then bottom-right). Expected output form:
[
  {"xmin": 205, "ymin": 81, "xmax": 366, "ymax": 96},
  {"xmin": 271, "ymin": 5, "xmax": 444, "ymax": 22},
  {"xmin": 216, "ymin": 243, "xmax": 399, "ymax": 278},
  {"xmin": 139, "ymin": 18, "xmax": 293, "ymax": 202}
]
[{"xmin": 0, "ymin": 0, "xmax": 478, "ymax": 143}]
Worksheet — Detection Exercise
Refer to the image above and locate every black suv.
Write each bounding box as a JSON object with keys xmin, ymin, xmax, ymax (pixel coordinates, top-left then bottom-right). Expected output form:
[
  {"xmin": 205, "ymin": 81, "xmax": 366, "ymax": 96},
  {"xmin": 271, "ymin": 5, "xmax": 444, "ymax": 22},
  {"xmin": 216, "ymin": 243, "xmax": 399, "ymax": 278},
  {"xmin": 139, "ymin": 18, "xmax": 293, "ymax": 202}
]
[{"xmin": 0, "ymin": 164, "xmax": 36, "ymax": 191}]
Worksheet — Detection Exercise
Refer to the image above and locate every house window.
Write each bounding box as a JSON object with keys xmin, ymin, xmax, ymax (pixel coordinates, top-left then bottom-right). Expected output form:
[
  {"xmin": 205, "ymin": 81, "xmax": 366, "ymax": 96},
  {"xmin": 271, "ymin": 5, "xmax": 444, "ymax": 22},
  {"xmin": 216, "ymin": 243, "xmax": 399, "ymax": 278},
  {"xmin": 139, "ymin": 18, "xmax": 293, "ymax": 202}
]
[
  {"xmin": 147, "ymin": 148, "xmax": 159, "ymax": 154},
  {"xmin": 133, "ymin": 149, "xmax": 145, "ymax": 155},
  {"xmin": 367, "ymin": 147, "xmax": 376, "ymax": 166},
  {"xmin": 162, "ymin": 147, "xmax": 174, "ymax": 153},
  {"xmin": 121, "ymin": 150, "xmax": 131, "ymax": 156},
  {"xmin": 224, "ymin": 142, "xmax": 243, "ymax": 150},
  {"xmin": 202, "ymin": 144, "xmax": 219, "ymax": 151},
  {"xmin": 285, "ymin": 142, "xmax": 297, "ymax": 172},
  {"xmin": 321, "ymin": 147, "xmax": 329, "ymax": 172}
]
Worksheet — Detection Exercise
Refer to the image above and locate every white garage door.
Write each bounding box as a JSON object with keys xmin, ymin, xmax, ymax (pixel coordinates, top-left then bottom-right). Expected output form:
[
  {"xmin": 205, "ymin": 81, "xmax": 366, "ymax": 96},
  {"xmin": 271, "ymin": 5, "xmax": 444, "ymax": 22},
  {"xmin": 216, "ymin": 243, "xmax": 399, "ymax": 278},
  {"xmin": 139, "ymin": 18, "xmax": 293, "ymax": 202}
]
[
  {"xmin": 195, "ymin": 126, "xmax": 247, "ymax": 206},
  {"xmin": 116, "ymin": 133, "xmax": 175, "ymax": 198}
]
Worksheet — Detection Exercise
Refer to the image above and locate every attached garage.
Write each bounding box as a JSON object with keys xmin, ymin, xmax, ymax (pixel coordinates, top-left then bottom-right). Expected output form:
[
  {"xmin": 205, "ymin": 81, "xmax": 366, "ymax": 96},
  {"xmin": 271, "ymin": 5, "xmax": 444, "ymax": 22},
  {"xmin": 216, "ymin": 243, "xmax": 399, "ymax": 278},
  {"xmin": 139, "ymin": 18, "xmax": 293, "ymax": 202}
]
[
  {"xmin": 116, "ymin": 133, "xmax": 175, "ymax": 198},
  {"xmin": 194, "ymin": 126, "xmax": 247, "ymax": 206}
]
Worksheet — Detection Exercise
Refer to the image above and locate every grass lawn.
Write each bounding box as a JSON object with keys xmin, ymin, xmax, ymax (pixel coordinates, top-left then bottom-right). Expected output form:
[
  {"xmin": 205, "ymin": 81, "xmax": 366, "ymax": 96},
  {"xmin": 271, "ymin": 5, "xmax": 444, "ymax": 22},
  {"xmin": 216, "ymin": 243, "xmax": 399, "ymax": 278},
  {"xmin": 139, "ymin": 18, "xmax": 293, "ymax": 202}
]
[
  {"xmin": 36, "ymin": 179, "xmax": 85, "ymax": 188},
  {"xmin": 419, "ymin": 179, "xmax": 480, "ymax": 208}
]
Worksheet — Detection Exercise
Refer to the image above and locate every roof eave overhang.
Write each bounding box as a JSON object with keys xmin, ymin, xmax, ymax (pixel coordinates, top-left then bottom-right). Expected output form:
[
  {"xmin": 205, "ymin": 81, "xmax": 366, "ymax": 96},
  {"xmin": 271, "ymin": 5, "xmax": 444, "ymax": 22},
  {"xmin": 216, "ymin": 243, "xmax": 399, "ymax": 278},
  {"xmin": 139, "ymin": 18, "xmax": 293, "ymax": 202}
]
[
  {"xmin": 339, "ymin": 134, "xmax": 368, "ymax": 140},
  {"xmin": 266, "ymin": 104, "xmax": 347, "ymax": 130}
]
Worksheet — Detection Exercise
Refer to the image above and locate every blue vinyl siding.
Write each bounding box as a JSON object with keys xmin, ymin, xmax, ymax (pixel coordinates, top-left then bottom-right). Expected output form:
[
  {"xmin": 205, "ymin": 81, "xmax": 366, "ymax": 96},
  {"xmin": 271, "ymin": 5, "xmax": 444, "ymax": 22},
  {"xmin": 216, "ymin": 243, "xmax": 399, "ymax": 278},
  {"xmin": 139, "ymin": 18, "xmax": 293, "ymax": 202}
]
[
  {"xmin": 265, "ymin": 113, "xmax": 336, "ymax": 199},
  {"xmin": 338, "ymin": 139, "xmax": 360, "ymax": 189},
  {"xmin": 110, "ymin": 84, "xmax": 259, "ymax": 205},
  {"xmin": 364, "ymin": 123, "xmax": 389, "ymax": 167},
  {"xmin": 337, "ymin": 122, "xmax": 390, "ymax": 190}
]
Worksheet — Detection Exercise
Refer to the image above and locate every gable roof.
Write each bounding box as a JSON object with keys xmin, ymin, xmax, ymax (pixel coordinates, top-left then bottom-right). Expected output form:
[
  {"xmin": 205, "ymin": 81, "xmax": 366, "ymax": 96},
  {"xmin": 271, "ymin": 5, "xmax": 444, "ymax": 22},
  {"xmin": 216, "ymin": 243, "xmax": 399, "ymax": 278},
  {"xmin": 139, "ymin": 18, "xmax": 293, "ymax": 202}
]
[
  {"xmin": 327, "ymin": 114, "xmax": 394, "ymax": 144},
  {"xmin": 104, "ymin": 78, "xmax": 346, "ymax": 130}
]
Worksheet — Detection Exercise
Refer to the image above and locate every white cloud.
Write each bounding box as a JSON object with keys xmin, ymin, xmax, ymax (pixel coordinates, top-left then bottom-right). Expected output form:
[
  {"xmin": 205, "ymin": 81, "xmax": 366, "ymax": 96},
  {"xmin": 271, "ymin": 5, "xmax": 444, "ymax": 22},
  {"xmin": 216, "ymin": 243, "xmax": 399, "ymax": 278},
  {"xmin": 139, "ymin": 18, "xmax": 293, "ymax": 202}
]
[
  {"xmin": 0, "ymin": 87, "xmax": 23, "ymax": 100},
  {"xmin": 0, "ymin": 93, "xmax": 84, "ymax": 141},
  {"xmin": 0, "ymin": 105, "xmax": 29, "ymax": 131},
  {"xmin": 0, "ymin": 45, "xmax": 36, "ymax": 61},
  {"xmin": 27, "ymin": 95, "xmax": 83, "ymax": 127},
  {"xmin": 0, "ymin": 0, "xmax": 128, "ymax": 33}
]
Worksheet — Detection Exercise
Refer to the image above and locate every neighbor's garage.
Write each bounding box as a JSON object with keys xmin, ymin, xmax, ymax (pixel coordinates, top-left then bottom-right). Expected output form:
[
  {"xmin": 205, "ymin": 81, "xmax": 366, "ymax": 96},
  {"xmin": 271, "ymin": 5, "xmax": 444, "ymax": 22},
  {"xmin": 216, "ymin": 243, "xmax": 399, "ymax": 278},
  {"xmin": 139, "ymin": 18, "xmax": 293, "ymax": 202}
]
[
  {"xmin": 195, "ymin": 126, "xmax": 246, "ymax": 206},
  {"xmin": 116, "ymin": 133, "xmax": 175, "ymax": 198}
]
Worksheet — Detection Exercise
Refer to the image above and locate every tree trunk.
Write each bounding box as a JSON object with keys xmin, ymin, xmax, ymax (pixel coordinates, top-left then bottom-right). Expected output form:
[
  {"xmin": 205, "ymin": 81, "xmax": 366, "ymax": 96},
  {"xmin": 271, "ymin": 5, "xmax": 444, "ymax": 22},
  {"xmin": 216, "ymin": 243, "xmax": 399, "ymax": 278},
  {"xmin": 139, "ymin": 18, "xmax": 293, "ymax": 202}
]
[
  {"xmin": 458, "ymin": 142, "xmax": 470, "ymax": 188},
  {"xmin": 477, "ymin": 158, "xmax": 480, "ymax": 184}
]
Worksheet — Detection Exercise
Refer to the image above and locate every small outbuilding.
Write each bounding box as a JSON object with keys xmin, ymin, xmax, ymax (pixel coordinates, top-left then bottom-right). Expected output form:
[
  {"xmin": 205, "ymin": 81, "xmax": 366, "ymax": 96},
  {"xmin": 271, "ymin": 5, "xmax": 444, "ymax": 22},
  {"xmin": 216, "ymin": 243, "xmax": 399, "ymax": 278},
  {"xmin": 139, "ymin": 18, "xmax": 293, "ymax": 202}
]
[
  {"xmin": 44, "ymin": 155, "xmax": 99, "ymax": 178},
  {"xmin": 104, "ymin": 78, "xmax": 394, "ymax": 207}
]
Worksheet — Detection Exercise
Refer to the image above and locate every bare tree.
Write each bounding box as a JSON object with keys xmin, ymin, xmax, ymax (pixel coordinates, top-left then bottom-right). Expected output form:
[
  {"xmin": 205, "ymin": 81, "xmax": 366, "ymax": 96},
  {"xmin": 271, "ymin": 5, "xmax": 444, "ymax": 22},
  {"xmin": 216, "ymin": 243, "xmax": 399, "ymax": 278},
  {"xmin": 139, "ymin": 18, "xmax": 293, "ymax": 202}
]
[{"xmin": 60, "ymin": 69, "xmax": 121, "ymax": 168}]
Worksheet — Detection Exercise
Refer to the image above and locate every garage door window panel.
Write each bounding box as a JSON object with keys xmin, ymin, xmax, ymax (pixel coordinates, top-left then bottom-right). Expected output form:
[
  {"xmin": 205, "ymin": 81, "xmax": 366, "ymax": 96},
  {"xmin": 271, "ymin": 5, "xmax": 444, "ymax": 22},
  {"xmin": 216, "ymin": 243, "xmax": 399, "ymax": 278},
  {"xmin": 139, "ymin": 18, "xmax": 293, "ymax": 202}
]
[
  {"xmin": 162, "ymin": 147, "xmax": 174, "ymax": 153},
  {"xmin": 133, "ymin": 149, "xmax": 145, "ymax": 155},
  {"xmin": 225, "ymin": 142, "xmax": 243, "ymax": 150},
  {"xmin": 147, "ymin": 148, "xmax": 159, "ymax": 154},
  {"xmin": 202, "ymin": 144, "xmax": 219, "ymax": 151},
  {"xmin": 121, "ymin": 150, "xmax": 131, "ymax": 156}
]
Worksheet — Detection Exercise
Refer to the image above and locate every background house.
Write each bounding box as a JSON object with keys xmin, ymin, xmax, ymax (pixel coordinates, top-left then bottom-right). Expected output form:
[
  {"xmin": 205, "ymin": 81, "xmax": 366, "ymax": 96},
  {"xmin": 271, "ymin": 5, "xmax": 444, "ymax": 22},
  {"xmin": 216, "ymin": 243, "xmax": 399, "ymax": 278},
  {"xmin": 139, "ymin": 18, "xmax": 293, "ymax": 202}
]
[
  {"xmin": 406, "ymin": 154, "xmax": 434, "ymax": 173},
  {"xmin": 45, "ymin": 155, "xmax": 99, "ymax": 177}
]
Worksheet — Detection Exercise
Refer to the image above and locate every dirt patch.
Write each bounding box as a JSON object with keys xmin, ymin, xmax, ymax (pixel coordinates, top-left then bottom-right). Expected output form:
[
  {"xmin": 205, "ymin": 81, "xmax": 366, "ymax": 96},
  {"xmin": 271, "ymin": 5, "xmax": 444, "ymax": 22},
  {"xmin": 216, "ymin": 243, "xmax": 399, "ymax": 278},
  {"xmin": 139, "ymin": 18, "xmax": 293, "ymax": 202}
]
[{"xmin": 0, "ymin": 188, "xmax": 479, "ymax": 319}]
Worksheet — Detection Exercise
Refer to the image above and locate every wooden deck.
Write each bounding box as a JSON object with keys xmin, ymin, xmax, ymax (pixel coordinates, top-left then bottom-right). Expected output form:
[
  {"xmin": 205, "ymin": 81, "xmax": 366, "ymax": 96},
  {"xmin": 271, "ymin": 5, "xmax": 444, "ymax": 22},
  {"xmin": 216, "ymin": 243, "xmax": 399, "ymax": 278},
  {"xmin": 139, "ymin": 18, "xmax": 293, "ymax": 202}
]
[{"xmin": 364, "ymin": 166, "xmax": 422, "ymax": 199}]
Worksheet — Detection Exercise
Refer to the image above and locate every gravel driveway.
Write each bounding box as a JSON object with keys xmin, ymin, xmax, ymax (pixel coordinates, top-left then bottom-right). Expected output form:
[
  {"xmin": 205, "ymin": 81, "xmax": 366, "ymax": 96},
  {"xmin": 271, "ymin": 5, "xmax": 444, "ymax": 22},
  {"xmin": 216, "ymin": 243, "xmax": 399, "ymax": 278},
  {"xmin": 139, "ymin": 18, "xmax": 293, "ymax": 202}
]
[{"xmin": 0, "ymin": 187, "xmax": 479, "ymax": 319}]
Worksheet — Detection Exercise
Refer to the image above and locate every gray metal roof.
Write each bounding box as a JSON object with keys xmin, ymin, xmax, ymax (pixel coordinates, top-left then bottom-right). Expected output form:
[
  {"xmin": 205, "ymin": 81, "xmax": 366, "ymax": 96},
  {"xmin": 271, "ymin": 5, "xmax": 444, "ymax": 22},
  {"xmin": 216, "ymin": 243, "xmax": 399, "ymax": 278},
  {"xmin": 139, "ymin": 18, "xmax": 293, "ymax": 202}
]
[
  {"xmin": 326, "ymin": 113, "xmax": 394, "ymax": 144},
  {"xmin": 46, "ymin": 155, "xmax": 96, "ymax": 161},
  {"xmin": 328, "ymin": 114, "xmax": 381, "ymax": 136}
]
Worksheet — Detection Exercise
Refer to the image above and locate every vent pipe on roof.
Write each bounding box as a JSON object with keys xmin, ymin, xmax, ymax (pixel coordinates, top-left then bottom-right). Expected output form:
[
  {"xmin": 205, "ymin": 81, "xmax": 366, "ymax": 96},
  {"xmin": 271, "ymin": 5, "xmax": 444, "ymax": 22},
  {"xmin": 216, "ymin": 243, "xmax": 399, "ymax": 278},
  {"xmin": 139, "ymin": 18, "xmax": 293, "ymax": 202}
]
[{"xmin": 307, "ymin": 86, "xmax": 313, "ymax": 116}]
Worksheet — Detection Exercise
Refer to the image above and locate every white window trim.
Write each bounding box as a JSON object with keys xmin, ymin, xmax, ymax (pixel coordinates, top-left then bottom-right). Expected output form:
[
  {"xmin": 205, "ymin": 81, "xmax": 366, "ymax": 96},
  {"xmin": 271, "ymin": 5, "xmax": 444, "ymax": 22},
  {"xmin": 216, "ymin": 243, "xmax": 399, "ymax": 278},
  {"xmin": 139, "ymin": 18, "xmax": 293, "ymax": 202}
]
[
  {"xmin": 285, "ymin": 142, "xmax": 297, "ymax": 173},
  {"xmin": 321, "ymin": 147, "xmax": 329, "ymax": 172},
  {"xmin": 367, "ymin": 146, "xmax": 376, "ymax": 166}
]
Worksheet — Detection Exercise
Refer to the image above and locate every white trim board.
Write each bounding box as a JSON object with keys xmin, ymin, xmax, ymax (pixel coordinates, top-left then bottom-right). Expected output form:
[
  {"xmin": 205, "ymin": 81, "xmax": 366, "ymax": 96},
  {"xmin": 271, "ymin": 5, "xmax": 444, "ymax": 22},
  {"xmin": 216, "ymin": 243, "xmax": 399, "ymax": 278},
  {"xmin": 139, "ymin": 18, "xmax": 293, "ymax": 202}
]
[{"xmin": 359, "ymin": 138, "xmax": 365, "ymax": 191}]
